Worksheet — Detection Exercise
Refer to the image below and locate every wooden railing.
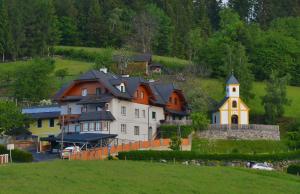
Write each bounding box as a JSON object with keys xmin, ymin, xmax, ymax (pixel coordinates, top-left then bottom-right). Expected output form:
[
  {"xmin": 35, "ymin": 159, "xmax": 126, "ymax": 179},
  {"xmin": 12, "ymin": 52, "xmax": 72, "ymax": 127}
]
[
  {"xmin": 0, "ymin": 154, "xmax": 9, "ymax": 165},
  {"xmin": 69, "ymin": 138, "xmax": 190, "ymax": 161},
  {"xmin": 208, "ymin": 124, "xmax": 279, "ymax": 131}
]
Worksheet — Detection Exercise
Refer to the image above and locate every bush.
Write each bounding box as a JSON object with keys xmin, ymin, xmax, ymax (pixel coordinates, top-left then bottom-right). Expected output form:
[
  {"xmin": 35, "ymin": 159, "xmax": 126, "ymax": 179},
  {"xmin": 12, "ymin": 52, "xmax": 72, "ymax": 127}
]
[
  {"xmin": 158, "ymin": 125, "xmax": 193, "ymax": 138},
  {"xmin": 118, "ymin": 150, "xmax": 300, "ymax": 162},
  {"xmin": 287, "ymin": 164, "xmax": 300, "ymax": 175},
  {"xmin": 0, "ymin": 145, "xmax": 33, "ymax": 162}
]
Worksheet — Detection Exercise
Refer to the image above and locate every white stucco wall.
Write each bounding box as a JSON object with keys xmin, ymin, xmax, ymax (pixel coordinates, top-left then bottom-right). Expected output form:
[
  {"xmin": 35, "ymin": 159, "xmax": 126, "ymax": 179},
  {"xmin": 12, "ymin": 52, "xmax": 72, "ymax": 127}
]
[
  {"xmin": 240, "ymin": 111, "xmax": 248, "ymax": 125},
  {"xmin": 220, "ymin": 111, "xmax": 228, "ymax": 124},
  {"xmin": 226, "ymin": 85, "xmax": 239, "ymax": 97}
]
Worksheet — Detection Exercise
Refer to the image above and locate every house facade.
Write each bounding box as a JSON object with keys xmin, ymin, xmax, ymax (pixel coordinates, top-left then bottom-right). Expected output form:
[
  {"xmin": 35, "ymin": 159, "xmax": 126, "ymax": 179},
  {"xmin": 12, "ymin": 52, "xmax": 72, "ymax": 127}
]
[
  {"xmin": 54, "ymin": 69, "xmax": 189, "ymax": 141},
  {"xmin": 212, "ymin": 74, "xmax": 249, "ymax": 125},
  {"xmin": 22, "ymin": 106, "xmax": 61, "ymax": 137}
]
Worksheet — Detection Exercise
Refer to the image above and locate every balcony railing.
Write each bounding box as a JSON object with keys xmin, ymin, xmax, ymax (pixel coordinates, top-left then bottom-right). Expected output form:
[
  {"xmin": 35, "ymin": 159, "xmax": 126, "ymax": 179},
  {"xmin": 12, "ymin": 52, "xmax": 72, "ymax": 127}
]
[
  {"xmin": 59, "ymin": 114, "xmax": 81, "ymax": 124},
  {"xmin": 208, "ymin": 124, "xmax": 279, "ymax": 131},
  {"xmin": 160, "ymin": 120, "xmax": 192, "ymax": 126}
]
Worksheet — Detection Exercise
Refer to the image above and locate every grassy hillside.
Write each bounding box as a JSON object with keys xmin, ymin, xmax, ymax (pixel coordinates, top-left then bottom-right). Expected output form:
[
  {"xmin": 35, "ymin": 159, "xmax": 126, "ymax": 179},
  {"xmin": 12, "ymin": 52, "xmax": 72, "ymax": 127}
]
[
  {"xmin": 0, "ymin": 57, "xmax": 93, "ymax": 75},
  {"xmin": 192, "ymin": 138, "xmax": 289, "ymax": 154},
  {"xmin": 55, "ymin": 45, "xmax": 190, "ymax": 70},
  {"xmin": 0, "ymin": 160, "xmax": 299, "ymax": 194}
]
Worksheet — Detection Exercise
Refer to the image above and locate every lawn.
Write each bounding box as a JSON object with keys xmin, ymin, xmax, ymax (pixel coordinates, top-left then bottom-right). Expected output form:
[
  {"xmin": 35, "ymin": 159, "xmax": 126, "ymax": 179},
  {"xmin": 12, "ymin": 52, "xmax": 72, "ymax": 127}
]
[
  {"xmin": 0, "ymin": 160, "xmax": 299, "ymax": 194},
  {"xmin": 192, "ymin": 137, "xmax": 289, "ymax": 154}
]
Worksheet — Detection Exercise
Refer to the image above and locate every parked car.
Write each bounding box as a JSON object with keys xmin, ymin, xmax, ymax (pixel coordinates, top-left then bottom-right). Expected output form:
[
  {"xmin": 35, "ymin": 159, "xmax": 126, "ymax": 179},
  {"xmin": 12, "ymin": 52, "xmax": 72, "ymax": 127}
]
[
  {"xmin": 60, "ymin": 146, "xmax": 80, "ymax": 159},
  {"xmin": 251, "ymin": 163, "xmax": 274, "ymax": 171}
]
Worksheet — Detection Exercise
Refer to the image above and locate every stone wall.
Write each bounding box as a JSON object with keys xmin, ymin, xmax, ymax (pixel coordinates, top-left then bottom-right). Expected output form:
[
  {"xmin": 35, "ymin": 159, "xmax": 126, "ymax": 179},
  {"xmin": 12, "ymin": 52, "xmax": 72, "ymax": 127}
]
[{"xmin": 197, "ymin": 128, "xmax": 280, "ymax": 140}]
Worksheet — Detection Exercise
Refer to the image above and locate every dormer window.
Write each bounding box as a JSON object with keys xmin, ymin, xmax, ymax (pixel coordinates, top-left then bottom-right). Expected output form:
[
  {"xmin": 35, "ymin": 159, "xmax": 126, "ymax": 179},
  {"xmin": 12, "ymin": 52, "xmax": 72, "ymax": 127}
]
[
  {"xmin": 118, "ymin": 83, "xmax": 126, "ymax": 93},
  {"xmin": 141, "ymin": 91, "xmax": 144, "ymax": 99},
  {"xmin": 82, "ymin": 88, "xmax": 87, "ymax": 96}
]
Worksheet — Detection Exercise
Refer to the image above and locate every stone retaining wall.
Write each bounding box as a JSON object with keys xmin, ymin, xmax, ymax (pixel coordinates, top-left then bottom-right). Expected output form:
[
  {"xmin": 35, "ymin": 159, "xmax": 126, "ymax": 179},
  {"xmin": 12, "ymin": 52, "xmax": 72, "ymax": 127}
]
[{"xmin": 197, "ymin": 128, "xmax": 280, "ymax": 140}]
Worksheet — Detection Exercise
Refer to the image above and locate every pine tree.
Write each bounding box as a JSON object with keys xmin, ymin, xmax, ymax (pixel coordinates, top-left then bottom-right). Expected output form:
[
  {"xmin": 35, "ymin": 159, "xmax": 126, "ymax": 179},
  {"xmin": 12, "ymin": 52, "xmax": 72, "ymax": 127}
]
[
  {"xmin": 262, "ymin": 71, "xmax": 290, "ymax": 124},
  {"xmin": 86, "ymin": 0, "xmax": 104, "ymax": 46},
  {"xmin": 0, "ymin": 0, "xmax": 13, "ymax": 61}
]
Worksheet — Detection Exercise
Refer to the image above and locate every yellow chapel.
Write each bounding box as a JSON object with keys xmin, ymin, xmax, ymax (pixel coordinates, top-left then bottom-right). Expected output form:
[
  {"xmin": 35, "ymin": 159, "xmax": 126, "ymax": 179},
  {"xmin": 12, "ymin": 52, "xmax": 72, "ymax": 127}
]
[{"xmin": 212, "ymin": 74, "xmax": 249, "ymax": 125}]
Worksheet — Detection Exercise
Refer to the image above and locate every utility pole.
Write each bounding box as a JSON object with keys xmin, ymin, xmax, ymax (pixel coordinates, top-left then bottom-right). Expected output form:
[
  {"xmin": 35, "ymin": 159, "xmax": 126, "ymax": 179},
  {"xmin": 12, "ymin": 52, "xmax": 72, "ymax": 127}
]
[{"xmin": 61, "ymin": 115, "xmax": 64, "ymax": 159}]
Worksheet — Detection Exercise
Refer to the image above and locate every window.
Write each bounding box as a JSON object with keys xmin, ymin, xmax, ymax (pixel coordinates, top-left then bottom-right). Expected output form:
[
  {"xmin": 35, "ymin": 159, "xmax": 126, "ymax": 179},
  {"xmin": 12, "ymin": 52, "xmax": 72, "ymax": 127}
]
[
  {"xmin": 141, "ymin": 91, "xmax": 144, "ymax": 99},
  {"xmin": 233, "ymin": 87, "xmax": 236, "ymax": 92},
  {"xmin": 82, "ymin": 88, "xmax": 88, "ymax": 96},
  {"xmin": 232, "ymin": 100, "xmax": 237, "ymax": 108},
  {"xmin": 37, "ymin": 119, "xmax": 42, "ymax": 128},
  {"xmin": 95, "ymin": 122, "xmax": 101, "ymax": 131},
  {"xmin": 174, "ymin": 98, "xmax": 178, "ymax": 105},
  {"xmin": 83, "ymin": 123, "xmax": 89, "ymax": 131},
  {"xmin": 169, "ymin": 97, "xmax": 172, "ymax": 103},
  {"xmin": 96, "ymin": 88, "xmax": 101, "ymax": 96},
  {"xmin": 89, "ymin": 122, "xmax": 95, "ymax": 131},
  {"xmin": 49, "ymin": 118, "xmax": 55, "ymax": 127},
  {"xmin": 134, "ymin": 126, "xmax": 140, "ymax": 135},
  {"xmin": 135, "ymin": 109, "xmax": 139, "ymax": 118},
  {"xmin": 81, "ymin": 105, "xmax": 87, "ymax": 113},
  {"xmin": 214, "ymin": 116, "xmax": 217, "ymax": 123},
  {"xmin": 152, "ymin": 111, "xmax": 156, "ymax": 120},
  {"xmin": 67, "ymin": 107, "xmax": 72, "ymax": 114},
  {"xmin": 135, "ymin": 90, "xmax": 139, "ymax": 98},
  {"xmin": 105, "ymin": 103, "xmax": 109, "ymax": 110},
  {"xmin": 96, "ymin": 106, "xmax": 102, "ymax": 111},
  {"xmin": 121, "ymin": 124, "xmax": 126, "ymax": 134},
  {"xmin": 121, "ymin": 106, "xmax": 126, "ymax": 116},
  {"xmin": 142, "ymin": 110, "xmax": 146, "ymax": 118},
  {"xmin": 120, "ymin": 85, "xmax": 125, "ymax": 93}
]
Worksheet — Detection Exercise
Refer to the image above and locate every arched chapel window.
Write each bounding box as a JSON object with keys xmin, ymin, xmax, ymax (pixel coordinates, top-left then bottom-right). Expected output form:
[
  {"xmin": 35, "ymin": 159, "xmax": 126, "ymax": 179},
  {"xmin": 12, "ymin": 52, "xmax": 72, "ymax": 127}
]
[{"xmin": 232, "ymin": 100, "xmax": 237, "ymax": 108}]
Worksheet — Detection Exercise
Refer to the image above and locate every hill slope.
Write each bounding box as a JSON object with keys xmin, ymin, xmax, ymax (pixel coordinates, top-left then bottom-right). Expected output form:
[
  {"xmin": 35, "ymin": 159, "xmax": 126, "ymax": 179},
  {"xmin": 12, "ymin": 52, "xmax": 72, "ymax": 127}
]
[{"xmin": 0, "ymin": 160, "xmax": 299, "ymax": 194}]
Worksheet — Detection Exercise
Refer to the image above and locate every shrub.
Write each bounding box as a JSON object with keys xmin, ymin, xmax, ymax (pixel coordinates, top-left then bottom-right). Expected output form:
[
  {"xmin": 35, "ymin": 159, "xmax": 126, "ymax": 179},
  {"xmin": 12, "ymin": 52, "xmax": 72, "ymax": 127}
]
[
  {"xmin": 287, "ymin": 164, "xmax": 300, "ymax": 175},
  {"xmin": 0, "ymin": 145, "xmax": 33, "ymax": 162},
  {"xmin": 169, "ymin": 136, "xmax": 182, "ymax": 151},
  {"xmin": 158, "ymin": 125, "xmax": 193, "ymax": 138},
  {"xmin": 118, "ymin": 150, "xmax": 300, "ymax": 162}
]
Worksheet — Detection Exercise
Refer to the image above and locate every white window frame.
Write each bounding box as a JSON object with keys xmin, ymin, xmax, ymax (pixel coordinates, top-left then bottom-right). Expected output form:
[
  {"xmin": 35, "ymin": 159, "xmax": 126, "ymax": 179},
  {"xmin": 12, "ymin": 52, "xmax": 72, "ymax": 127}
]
[
  {"xmin": 82, "ymin": 88, "xmax": 88, "ymax": 96},
  {"xmin": 152, "ymin": 111, "xmax": 156, "ymax": 120},
  {"xmin": 95, "ymin": 122, "xmax": 101, "ymax": 131},
  {"xmin": 121, "ymin": 106, "xmax": 126, "ymax": 116},
  {"xmin": 135, "ymin": 109, "xmax": 139, "ymax": 118},
  {"xmin": 121, "ymin": 124, "xmax": 126, "ymax": 134},
  {"xmin": 89, "ymin": 122, "xmax": 95, "ymax": 131},
  {"xmin": 142, "ymin": 110, "xmax": 146, "ymax": 118},
  {"xmin": 141, "ymin": 91, "xmax": 144, "ymax": 99},
  {"xmin": 134, "ymin": 126, "xmax": 140, "ymax": 136},
  {"xmin": 83, "ymin": 123, "xmax": 89, "ymax": 132}
]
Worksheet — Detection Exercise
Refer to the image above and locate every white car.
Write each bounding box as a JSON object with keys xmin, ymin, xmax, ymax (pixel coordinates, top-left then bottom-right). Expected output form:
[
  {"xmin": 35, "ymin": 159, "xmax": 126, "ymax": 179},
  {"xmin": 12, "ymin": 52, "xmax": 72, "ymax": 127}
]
[
  {"xmin": 251, "ymin": 163, "xmax": 274, "ymax": 171},
  {"xmin": 61, "ymin": 146, "xmax": 80, "ymax": 159}
]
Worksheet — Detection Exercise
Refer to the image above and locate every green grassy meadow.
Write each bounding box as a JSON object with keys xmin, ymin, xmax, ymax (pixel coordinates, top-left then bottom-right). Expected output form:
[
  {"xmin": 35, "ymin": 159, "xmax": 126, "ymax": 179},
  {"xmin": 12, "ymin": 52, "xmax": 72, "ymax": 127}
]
[
  {"xmin": 0, "ymin": 160, "xmax": 299, "ymax": 194},
  {"xmin": 192, "ymin": 138, "xmax": 289, "ymax": 154}
]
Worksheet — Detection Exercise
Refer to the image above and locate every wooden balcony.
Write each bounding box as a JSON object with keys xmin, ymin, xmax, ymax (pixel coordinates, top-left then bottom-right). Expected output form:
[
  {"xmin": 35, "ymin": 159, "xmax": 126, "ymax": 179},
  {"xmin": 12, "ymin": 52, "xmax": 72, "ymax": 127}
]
[
  {"xmin": 59, "ymin": 114, "xmax": 81, "ymax": 124},
  {"xmin": 208, "ymin": 124, "xmax": 279, "ymax": 131},
  {"xmin": 160, "ymin": 120, "xmax": 192, "ymax": 126}
]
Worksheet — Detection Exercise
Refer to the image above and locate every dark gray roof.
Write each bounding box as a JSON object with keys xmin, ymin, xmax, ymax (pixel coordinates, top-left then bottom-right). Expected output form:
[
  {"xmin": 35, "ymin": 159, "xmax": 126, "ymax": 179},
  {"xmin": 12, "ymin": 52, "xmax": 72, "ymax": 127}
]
[
  {"xmin": 226, "ymin": 74, "xmax": 239, "ymax": 85},
  {"xmin": 26, "ymin": 112, "xmax": 60, "ymax": 119},
  {"xmin": 165, "ymin": 109, "xmax": 189, "ymax": 116},
  {"xmin": 151, "ymin": 83, "xmax": 177, "ymax": 103},
  {"xmin": 212, "ymin": 97, "xmax": 229, "ymax": 112},
  {"xmin": 78, "ymin": 111, "xmax": 115, "ymax": 122},
  {"xmin": 54, "ymin": 133, "xmax": 117, "ymax": 143}
]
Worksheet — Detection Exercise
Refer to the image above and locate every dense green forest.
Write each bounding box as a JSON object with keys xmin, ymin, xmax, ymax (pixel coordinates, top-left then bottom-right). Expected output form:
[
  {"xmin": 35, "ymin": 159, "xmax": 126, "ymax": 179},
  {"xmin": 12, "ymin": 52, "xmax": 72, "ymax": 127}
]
[{"xmin": 0, "ymin": 0, "xmax": 299, "ymax": 86}]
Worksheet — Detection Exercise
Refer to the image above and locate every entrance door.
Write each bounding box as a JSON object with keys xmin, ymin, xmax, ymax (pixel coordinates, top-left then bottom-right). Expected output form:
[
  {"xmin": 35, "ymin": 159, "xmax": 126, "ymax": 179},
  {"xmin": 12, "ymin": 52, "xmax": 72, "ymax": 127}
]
[{"xmin": 231, "ymin": 115, "xmax": 238, "ymax": 124}]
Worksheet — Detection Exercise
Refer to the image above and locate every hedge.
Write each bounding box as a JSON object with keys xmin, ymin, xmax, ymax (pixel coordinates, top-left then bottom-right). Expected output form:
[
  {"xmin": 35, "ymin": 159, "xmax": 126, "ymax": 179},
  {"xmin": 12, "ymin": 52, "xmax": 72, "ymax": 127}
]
[
  {"xmin": 0, "ymin": 145, "xmax": 33, "ymax": 163},
  {"xmin": 54, "ymin": 48, "xmax": 98, "ymax": 62},
  {"xmin": 158, "ymin": 125, "xmax": 193, "ymax": 138},
  {"xmin": 118, "ymin": 150, "xmax": 300, "ymax": 162},
  {"xmin": 287, "ymin": 164, "xmax": 300, "ymax": 175}
]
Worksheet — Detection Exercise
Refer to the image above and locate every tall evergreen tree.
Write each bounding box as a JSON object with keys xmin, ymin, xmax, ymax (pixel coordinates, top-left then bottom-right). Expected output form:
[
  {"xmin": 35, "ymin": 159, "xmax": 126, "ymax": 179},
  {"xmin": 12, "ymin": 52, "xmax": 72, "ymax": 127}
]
[{"xmin": 86, "ymin": 0, "xmax": 104, "ymax": 46}]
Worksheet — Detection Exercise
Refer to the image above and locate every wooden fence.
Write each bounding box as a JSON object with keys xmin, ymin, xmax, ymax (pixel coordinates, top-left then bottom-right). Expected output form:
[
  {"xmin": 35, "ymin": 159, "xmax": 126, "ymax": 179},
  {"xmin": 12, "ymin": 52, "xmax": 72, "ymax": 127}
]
[
  {"xmin": 69, "ymin": 138, "xmax": 190, "ymax": 161},
  {"xmin": 0, "ymin": 154, "xmax": 9, "ymax": 165}
]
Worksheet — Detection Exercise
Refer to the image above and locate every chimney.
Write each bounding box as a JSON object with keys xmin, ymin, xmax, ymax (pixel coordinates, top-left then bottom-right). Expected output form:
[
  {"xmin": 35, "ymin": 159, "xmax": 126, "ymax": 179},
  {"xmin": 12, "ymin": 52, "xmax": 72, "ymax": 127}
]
[{"xmin": 100, "ymin": 68, "xmax": 108, "ymax": 74}]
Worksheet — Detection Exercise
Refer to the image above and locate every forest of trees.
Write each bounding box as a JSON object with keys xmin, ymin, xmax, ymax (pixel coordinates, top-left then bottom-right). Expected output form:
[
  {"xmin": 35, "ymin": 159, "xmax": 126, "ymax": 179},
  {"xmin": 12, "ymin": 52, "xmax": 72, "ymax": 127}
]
[{"xmin": 0, "ymin": 0, "xmax": 299, "ymax": 85}]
